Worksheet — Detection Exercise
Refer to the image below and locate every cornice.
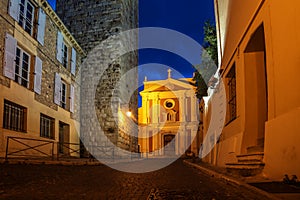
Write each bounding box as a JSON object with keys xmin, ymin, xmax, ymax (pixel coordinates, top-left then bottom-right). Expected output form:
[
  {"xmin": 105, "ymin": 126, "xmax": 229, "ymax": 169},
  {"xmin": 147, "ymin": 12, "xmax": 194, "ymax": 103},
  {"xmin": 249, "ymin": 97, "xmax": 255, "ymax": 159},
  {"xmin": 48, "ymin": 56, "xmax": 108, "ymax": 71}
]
[{"xmin": 37, "ymin": 0, "xmax": 86, "ymax": 56}]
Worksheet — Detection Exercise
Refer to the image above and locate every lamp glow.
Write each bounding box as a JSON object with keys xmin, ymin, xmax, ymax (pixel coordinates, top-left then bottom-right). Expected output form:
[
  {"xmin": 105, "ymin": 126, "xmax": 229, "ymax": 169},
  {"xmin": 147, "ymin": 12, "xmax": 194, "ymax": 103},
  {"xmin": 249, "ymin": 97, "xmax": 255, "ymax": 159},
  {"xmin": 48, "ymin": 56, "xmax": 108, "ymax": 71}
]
[{"xmin": 126, "ymin": 111, "xmax": 132, "ymax": 117}]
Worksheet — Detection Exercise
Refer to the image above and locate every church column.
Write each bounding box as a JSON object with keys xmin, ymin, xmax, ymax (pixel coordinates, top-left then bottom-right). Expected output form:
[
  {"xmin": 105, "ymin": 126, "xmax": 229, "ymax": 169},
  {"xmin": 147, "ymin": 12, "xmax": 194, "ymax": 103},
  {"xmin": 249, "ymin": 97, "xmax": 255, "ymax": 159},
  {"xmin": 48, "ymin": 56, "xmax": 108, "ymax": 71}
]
[
  {"xmin": 191, "ymin": 127, "xmax": 198, "ymax": 156},
  {"xmin": 142, "ymin": 98, "xmax": 147, "ymax": 124},
  {"xmin": 152, "ymin": 95, "xmax": 158, "ymax": 124},
  {"xmin": 179, "ymin": 127, "xmax": 186, "ymax": 155},
  {"xmin": 179, "ymin": 93, "xmax": 186, "ymax": 122},
  {"xmin": 157, "ymin": 96, "xmax": 161, "ymax": 123},
  {"xmin": 191, "ymin": 94, "xmax": 197, "ymax": 122},
  {"xmin": 146, "ymin": 97, "xmax": 150, "ymax": 124}
]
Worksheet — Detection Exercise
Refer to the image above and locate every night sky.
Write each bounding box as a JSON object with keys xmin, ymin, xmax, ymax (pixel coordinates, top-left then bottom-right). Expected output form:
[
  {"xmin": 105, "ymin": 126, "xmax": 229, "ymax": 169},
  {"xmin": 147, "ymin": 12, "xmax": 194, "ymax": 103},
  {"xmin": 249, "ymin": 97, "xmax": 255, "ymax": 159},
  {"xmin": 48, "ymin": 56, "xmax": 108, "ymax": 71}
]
[{"xmin": 47, "ymin": 0, "xmax": 215, "ymax": 106}]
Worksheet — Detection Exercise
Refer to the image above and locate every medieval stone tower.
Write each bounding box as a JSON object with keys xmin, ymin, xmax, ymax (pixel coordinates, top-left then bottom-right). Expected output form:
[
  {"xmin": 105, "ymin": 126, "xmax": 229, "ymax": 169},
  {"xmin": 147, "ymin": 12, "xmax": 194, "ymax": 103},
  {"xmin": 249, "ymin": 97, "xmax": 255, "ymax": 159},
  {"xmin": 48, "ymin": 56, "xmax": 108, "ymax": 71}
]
[{"xmin": 56, "ymin": 0, "xmax": 139, "ymax": 156}]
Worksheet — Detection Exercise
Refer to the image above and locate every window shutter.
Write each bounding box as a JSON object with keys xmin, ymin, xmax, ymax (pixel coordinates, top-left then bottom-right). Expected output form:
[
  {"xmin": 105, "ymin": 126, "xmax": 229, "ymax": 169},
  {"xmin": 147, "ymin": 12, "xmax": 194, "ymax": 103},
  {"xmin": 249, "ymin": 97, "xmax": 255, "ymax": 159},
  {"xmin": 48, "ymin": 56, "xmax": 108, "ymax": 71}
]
[
  {"xmin": 8, "ymin": 0, "xmax": 20, "ymax": 21},
  {"xmin": 71, "ymin": 48, "xmax": 76, "ymax": 75},
  {"xmin": 70, "ymin": 84, "xmax": 74, "ymax": 113},
  {"xmin": 34, "ymin": 56, "xmax": 43, "ymax": 94},
  {"xmin": 37, "ymin": 8, "xmax": 46, "ymax": 45},
  {"xmin": 54, "ymin": 73, "xmax": 61, "ymax": 105},
  {"xmin": 56, "ymin": 31, "xmax": 63, "ymax": 63},
  {"xmin": 4, "ymin": 33, "xmax": 17, "ymax": 80}
]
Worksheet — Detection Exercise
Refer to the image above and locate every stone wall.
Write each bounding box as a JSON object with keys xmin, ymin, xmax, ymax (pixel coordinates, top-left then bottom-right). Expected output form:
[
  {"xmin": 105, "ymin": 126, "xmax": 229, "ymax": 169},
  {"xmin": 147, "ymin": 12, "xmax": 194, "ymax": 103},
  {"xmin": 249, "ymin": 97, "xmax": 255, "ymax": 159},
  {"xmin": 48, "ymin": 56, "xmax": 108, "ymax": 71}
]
[
  {"xmin": 0, "ymin": 0, "xmax": 14, "ymax": 88},
  {"xmin": 56, "ymin": 0, "xmax": 139, "ymax": 154},
  {"xmin": 0, "ymin": 0, "xmax": 84, "ymax": 156}
]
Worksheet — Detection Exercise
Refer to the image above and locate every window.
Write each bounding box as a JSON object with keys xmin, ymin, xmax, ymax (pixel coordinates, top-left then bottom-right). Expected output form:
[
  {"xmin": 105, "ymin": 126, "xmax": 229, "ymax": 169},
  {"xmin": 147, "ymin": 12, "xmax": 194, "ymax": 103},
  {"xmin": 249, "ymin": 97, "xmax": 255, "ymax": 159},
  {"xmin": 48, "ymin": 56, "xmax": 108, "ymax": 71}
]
[
  {"xmin": 54, "ymin": 73, "xmax": 74, "ymax": 112},
  {"xmin": 166, "ymin": 110, "xmax": 177, "ymax": 122},
  {"xmin": 61, "ymin": 81, "xmax": 67, "ymax": 109},
  {"xmin": 3, "ymin": 100, "xmax": 27, "ymax": 132},
  {"xmin": 62, "ymin": 43, "xmax": 68, "ymax": 68},
  {"xmin": 226, "ymin": 64, "xmax": 237, "ymax": 123},
  {"xmin": 15, "ymin": 47, "xmax": 30, "ymax": 88},
  {"xmin": 9, "ymin": 1, "xmax": 46, "ymax": 44},
  {"xmin": 18, "ymin": 0, "xmax": 35, "ymax": 35},
  {"xmin": 40, "ymin": 114, "xmax": 55, "ymax": 139}
]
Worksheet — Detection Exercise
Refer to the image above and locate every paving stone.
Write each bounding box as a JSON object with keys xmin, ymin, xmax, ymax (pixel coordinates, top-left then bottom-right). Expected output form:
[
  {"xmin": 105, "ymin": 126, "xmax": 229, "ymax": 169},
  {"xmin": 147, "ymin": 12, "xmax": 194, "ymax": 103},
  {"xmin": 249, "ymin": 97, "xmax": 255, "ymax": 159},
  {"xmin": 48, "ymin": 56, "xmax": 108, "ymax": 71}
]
[{"xmin": 0, "ymin": 159, "xmax": 272, "ymax": 199}]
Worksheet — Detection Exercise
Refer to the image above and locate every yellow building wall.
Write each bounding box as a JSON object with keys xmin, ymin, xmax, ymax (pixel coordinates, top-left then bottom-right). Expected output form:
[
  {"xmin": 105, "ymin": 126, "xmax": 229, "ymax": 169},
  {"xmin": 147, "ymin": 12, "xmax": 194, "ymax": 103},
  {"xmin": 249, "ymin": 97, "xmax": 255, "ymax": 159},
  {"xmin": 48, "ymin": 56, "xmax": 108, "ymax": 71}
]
[
  {"xmin": 0, "ymin": 82, "xmax": 80, "ymax": 157},
  {"xmin": 215, "ymin": 0, "xmax": 264, "ymax": 67},
  {"xmin": 210, "ymin": 0, "xmax": 300, "ymax": 179}
]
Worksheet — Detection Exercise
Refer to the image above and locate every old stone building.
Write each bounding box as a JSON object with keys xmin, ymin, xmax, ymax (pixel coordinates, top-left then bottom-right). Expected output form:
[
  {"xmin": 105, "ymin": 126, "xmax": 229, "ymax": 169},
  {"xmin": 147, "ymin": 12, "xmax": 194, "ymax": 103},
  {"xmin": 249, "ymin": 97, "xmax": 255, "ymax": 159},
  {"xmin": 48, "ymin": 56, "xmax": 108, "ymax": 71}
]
[
  {"xmin": 200, "ymin": 0, "xmax": 300, "ymax": 180},
  {"xmin": 0, "ymin": 0, "xmax": 84, "ymax": 158},
  {"xmin": 138, "ymin": 70, "xmax": 200, "ymax": 157},
  {"xmin": 56, "ymin": 0, "xmax": 139, "ymax": 156}
]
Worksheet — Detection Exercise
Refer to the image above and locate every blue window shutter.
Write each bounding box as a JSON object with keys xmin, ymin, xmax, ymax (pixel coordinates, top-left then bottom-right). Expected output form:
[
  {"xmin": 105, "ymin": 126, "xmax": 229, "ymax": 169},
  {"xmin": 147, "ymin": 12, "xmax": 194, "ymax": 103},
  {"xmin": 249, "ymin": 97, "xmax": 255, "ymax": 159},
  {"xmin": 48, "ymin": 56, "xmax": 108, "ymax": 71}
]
[
  {"xmin": 34, "ymin": 56, "xmax": 43, "ymax": 94},
  {"xmin": 71, "ymin": 48, "xmax": 77, "ymax": 75},
  {"xmin": 37, "ymin": 8, "xmax": 46, "ymax": 45},
  {"xmin": 56, "ymin": 31, "xmax": 63, "ymax": 63},
  {"xmin": 54, "ymin": 73, "xmax": 61, "ymax": 105},
  {"xmin": 8, "ymin": 0, "xmax": 20, "ymax": 21},
  {"xmin": 4, "ymin": 33, "xmax": 17, "ymax": 80},
  {"xmin": 70, "ymin": 84, "xmax": 74, "ymax": 113}
]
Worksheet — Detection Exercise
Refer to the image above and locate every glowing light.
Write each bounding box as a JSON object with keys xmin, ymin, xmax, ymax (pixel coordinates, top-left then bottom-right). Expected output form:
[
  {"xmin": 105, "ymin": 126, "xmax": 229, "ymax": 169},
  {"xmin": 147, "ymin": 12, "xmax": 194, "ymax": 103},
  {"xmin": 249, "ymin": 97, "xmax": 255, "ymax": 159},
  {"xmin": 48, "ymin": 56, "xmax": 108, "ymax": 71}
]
[{"xmin": 126, "ymin": 111, "xmax": 132, "ymax": 117}]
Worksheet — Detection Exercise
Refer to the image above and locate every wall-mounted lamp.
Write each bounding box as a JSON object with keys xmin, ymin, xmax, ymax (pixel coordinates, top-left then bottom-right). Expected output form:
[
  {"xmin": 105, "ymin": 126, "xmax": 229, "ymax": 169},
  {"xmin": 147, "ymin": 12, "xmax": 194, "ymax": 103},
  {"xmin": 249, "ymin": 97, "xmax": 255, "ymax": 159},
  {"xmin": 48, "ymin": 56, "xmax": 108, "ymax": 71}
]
[{"xmin": 126, "ymin": 111, "xmax": 132, "ymax": 117}]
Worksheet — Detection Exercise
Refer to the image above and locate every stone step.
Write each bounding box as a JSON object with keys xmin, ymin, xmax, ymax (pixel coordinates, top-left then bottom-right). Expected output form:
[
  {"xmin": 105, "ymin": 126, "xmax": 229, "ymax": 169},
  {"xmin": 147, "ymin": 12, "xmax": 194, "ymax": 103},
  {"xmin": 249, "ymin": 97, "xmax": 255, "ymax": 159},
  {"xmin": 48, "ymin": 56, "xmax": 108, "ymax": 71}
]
[
  {"xmin": 236, "ymin": 153, "xmax": 264, "ymax": 163},
  {"xmin": 225, "ymin": 162, "xmax": 265, "ymax": 177},
  {"xmin": 226, "ymin": 162, "xmax": 265, "ymax": 168}
]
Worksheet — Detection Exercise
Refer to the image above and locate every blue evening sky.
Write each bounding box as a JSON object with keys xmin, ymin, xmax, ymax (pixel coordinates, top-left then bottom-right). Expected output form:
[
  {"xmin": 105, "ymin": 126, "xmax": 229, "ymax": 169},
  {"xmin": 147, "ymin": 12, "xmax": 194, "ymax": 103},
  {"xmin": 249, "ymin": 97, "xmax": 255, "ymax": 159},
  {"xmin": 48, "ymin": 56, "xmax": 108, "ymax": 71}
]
[{"xmin": 47, "ymin": 0, "xmax": 215, "ymax": 106}]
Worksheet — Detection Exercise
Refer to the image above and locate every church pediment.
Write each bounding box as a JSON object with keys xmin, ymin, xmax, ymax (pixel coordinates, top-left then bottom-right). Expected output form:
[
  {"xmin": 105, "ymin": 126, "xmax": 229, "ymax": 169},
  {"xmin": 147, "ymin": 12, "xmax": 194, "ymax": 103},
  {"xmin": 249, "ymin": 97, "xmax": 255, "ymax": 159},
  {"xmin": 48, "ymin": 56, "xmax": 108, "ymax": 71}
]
[
  {"xmin": 141, "ymin": 78, "xmax": 195, "ymax": 94},
  {"xmin": 152, "ymin": 84, "xmax": 188, "ymax": 92}
]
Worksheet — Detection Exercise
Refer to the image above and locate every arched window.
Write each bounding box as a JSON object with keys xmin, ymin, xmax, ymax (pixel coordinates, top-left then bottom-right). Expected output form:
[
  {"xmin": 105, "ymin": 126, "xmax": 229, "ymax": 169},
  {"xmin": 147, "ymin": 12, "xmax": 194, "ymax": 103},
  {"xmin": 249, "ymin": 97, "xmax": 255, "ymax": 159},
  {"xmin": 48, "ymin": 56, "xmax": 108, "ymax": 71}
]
[{"xmin": 166, "ymin": 110, "xmax": 176, "ymax": 122}]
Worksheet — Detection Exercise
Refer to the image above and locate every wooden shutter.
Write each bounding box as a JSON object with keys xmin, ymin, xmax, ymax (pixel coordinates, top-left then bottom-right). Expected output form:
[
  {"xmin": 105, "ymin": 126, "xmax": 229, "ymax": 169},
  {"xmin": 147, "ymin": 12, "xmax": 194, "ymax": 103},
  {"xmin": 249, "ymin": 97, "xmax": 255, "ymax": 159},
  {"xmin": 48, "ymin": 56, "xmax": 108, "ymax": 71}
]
[
  {"xmin": 34, "ymin": 56, "xmax": 42, "ymax": 94},
  {"xmin": 37, "ymin": 8, "xmax": 46, "ymax": 45},
  {"xmin": 71, "ymin": 48, "xmax": 76, "ymax": 75},
  {"xmin": 54, "ymin": 73, "xmax": 61, "ymax": 105},
  {"xmin": 3, "ymin": 33, "xmax": 17, "ymax": 80},
  {"xmin": 70, "ymin": 84, "xmax": 74, "ymax": 113},
  {"xmin": 56, "ymin": 31, "xmax": 63, "ymax": 63},
  {"xmin": 8, "ymin": 0, "xmax": 20, "ymax": 21}
]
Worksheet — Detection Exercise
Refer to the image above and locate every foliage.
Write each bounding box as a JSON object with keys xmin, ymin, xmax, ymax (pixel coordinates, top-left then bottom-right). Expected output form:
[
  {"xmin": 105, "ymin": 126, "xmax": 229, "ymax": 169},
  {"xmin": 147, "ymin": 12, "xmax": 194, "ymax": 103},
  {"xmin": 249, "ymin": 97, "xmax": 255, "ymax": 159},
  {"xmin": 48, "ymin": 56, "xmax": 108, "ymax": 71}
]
[
  {"xmin": 193, "ymin": 20, "xmax": 218, "ymax": 100},
  {"xmin": 203, "ymin": 20, "xmax": 218, "ymax": 65}
]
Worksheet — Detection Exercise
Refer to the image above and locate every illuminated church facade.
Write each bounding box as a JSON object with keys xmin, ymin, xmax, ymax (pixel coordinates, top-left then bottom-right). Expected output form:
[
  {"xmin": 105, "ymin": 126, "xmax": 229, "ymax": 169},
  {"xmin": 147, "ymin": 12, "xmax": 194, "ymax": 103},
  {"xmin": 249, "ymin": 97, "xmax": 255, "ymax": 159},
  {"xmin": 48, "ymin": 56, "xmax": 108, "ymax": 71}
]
[{"xmin": 138, "ymin": 70, "xmax": 200, "ymax": 157}]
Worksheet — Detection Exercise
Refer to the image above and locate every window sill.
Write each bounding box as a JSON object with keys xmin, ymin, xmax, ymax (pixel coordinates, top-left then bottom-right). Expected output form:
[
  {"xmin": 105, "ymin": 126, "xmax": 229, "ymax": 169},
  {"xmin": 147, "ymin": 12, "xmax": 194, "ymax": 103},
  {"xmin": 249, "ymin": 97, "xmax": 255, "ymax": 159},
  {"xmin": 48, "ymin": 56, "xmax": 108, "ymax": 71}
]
[
  {"xmin": 40, "ymin": 136, "xmax": 55, "ymax": 140},
  {"xmin": 3, "ymin": 127, "xmax": 27, "ymax": 133}
]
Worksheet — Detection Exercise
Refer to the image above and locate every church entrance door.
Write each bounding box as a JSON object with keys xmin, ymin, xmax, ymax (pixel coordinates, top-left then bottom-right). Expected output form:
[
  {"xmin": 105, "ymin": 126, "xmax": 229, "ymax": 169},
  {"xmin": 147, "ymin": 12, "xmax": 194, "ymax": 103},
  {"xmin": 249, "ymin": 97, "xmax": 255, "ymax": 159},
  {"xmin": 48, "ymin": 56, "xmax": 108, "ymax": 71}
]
[{"xmin": 164, "ymin": 134, "xmax": 175, "ymax": 156}]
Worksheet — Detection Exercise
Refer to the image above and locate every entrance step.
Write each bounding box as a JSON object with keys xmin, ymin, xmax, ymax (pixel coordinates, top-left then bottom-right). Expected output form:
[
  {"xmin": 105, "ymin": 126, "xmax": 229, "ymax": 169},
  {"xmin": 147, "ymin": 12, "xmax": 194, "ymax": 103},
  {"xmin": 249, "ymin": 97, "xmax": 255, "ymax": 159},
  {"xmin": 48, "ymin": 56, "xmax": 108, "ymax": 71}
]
[
  {"xmin": 236, "ymin": 152, "xmax": 264, "ymax": 163},
  {"xmin": 226, "ymin": 153, "xmax": 265, "ymax": 177}
]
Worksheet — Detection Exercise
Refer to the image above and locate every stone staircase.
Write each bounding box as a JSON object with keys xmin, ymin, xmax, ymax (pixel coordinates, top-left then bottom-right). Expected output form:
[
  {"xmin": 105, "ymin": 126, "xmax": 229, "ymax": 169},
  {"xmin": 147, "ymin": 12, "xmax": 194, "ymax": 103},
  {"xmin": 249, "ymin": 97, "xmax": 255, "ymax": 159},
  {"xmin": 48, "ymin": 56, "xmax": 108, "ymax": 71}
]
[{"xmin": 225, "ymin": 152, "xmax": 265, "ymax": 177}]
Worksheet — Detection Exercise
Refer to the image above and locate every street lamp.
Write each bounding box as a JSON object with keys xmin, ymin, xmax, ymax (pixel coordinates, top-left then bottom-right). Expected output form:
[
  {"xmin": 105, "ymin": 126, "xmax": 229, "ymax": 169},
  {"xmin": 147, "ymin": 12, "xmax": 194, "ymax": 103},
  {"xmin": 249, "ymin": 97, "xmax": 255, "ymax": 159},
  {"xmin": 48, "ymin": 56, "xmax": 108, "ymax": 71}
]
[{"xmin": 126, "ymin": 111, "xmax": 132, "ymax": 117}]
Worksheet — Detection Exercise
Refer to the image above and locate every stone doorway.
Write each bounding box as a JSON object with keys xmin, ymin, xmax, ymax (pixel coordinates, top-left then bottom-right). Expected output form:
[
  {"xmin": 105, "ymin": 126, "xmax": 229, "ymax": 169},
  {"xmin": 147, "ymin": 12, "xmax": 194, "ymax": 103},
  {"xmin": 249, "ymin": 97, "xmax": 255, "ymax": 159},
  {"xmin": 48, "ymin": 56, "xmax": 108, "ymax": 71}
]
[
  {"xmin": 164, "ymin": 134, "xmax": 176, "ymax": 155},
  {"xmin": 243, "ymin": 24, "xmax": 268, "ymax": 154},
  {"xmin": 59, "ymin": 122, "xmax": 70, "ymax": 155}
]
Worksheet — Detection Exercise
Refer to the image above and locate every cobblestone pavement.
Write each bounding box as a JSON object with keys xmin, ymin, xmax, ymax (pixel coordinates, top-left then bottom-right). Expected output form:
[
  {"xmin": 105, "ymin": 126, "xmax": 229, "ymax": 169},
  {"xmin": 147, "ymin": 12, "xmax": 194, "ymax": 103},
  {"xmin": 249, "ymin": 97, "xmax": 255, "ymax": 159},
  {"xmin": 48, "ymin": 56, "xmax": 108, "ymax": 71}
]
[{"xmin": 0, "ymin": 159, "xmax": 270, "ymax": 200}]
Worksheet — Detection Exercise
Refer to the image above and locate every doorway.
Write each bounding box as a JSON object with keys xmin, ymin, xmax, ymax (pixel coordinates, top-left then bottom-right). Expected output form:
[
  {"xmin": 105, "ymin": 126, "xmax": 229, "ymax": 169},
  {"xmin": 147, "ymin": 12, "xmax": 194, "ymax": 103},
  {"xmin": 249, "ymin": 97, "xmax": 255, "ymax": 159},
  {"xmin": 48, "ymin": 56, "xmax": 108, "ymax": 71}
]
[
  {"xmin": 59, "ymin": 122, "xmax": 70, "ymax": 155},
  {"xmin": 164, "ymin": 134, "xmax": 175, "ymax": 155},
  {"xmin": 243, "ymin": 24, "xmax": 268, "ymax": 154}
]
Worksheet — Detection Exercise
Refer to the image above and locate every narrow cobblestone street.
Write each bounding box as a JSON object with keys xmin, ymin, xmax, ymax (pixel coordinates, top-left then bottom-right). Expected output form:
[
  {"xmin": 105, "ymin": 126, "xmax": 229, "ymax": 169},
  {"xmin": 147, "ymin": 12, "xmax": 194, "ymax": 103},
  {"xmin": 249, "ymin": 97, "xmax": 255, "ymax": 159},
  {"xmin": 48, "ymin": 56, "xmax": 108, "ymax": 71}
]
[{"xmin": 0, "ymin": 159, "xmax": 269, "ymax": 199}]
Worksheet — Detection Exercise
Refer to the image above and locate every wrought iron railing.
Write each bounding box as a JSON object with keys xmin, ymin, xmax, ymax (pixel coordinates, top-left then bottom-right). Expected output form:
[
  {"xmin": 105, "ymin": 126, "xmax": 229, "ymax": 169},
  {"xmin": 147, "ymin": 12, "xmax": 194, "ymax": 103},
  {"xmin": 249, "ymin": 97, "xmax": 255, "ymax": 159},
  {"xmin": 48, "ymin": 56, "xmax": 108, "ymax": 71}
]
[
  {"xmin": 4, "ymin": 136, "xmax": 141, "ymax": 161},
  {"xmin": 5, "ymin": 136, "xmax": 55, "ymax": 161}
]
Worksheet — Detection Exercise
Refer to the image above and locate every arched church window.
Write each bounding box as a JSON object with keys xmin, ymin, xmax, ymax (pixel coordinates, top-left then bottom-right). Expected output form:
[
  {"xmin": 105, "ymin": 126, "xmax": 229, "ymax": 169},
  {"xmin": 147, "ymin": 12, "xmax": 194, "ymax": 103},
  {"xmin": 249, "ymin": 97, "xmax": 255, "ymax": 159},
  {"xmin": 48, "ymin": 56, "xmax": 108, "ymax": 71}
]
[{"xmin": 166, "ymin": 110, "xmax": 176, "ymax": 122}]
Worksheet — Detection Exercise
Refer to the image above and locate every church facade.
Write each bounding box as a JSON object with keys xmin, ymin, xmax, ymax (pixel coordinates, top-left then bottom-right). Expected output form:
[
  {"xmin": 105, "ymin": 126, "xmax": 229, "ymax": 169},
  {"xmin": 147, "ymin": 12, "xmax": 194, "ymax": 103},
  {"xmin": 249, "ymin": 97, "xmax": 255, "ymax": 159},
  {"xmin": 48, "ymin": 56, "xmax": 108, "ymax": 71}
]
[{"xmin": 138, "ymin": 70, "xmax": 200, "ymax": 157}]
